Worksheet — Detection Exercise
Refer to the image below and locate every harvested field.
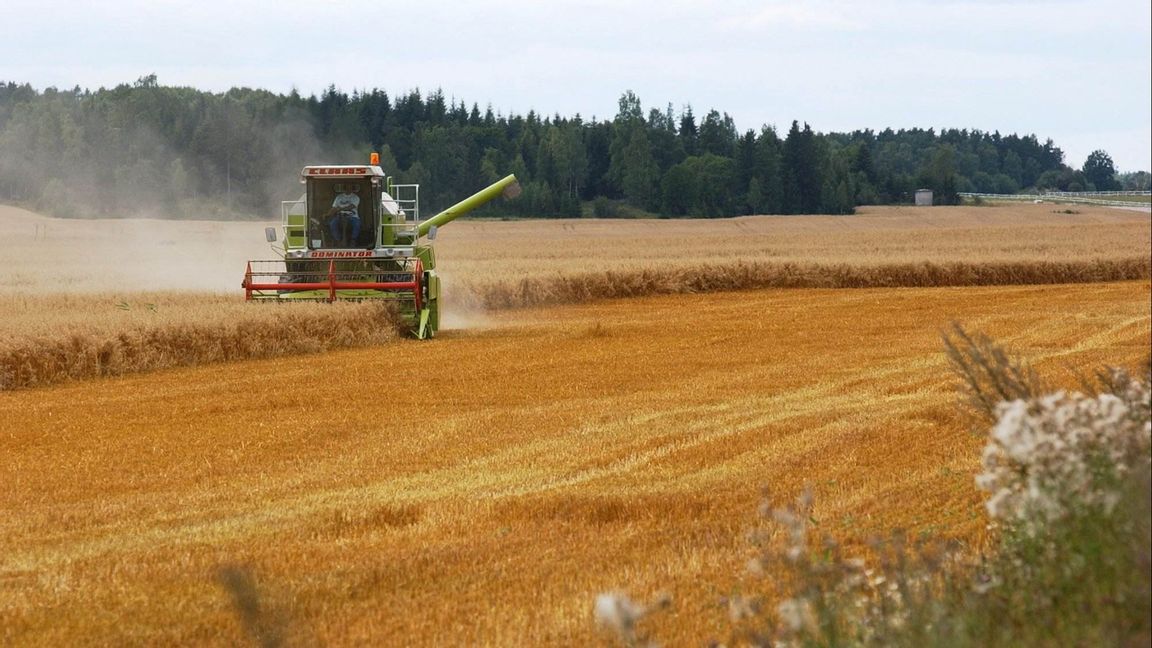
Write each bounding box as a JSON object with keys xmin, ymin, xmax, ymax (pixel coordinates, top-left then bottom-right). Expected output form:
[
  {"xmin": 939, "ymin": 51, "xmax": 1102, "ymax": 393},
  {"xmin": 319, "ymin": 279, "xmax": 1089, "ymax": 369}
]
[{"xmin": 2, "ymin": 282, "xmax": 1149, "ymax": 645}]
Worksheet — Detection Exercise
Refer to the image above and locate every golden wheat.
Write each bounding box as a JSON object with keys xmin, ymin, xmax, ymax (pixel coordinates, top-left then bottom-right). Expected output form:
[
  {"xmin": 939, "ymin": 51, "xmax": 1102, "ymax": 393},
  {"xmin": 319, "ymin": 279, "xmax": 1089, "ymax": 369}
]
[
  {"xmin": 4, "ymin": 201, "xmax": 1148, "ymax": 388},
  {"xmin": 460, "ymin": 258, "xmax": 1151, "ymax": 309},
  {"xmin": 437, "ymin": 203, "xmax": 1151, "ymax": 280},
  {"xmin": 0, "ymin": 295, "xmax": 404, "ymax": 390},
  {"xmin": 1, "ymin": 282, "xmax": 1148, "ymax": 645},
  {"xmin": 8, "ymin": 255, "xmax": 1144, "ymax": 390},
  {"xmin": 2, "ymin": 201, "xmax": 1149, "ymax": 643}
]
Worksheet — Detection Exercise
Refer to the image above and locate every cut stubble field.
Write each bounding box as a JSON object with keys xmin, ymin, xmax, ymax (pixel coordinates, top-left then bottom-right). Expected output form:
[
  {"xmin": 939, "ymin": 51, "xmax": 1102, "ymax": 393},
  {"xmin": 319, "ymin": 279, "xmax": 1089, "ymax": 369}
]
[
  {"xmin": 2, "ymin": 282, "xmax": 1150, "ymax": 644},
  {"xmin": 0, "ymin": 202, "xmax": 1149, "ymax": 644}
]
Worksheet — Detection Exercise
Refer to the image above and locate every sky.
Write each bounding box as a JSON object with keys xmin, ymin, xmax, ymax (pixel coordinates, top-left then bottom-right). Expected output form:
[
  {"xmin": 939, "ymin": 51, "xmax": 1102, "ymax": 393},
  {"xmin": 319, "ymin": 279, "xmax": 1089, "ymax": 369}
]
[{"xmin": 2, "ymin": 0, "xmax": 1149, "ymax": 171}]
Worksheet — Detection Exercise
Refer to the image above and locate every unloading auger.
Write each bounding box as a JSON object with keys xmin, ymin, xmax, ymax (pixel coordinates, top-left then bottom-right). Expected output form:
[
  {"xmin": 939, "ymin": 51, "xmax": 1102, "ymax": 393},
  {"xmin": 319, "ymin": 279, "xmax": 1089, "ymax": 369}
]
[{"xmin": 242, "ymin": 154, "xmax": 520, "ymax": 338}]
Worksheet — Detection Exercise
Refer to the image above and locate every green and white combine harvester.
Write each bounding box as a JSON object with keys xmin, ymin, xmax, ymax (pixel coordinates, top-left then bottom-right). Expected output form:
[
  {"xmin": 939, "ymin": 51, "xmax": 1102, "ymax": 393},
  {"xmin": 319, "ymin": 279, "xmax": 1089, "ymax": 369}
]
[{"xmin": 243, "ymin": 154, "xmax": 520, "ymax": 338}]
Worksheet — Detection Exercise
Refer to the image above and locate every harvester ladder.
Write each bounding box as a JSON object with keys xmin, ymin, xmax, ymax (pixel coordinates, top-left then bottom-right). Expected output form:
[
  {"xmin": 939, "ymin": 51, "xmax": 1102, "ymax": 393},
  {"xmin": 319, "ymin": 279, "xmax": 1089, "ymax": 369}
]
[{"xmin": 281, "ymin": 198, "xmax": 306, "ymax": 248}]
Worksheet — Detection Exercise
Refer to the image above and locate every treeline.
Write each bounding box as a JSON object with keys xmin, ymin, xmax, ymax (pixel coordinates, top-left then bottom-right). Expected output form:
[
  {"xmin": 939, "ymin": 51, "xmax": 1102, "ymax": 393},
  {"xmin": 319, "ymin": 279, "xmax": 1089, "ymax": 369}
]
[{"xmin": 0, "ymin": 77, "xmax": 1138, "ymax": 220}]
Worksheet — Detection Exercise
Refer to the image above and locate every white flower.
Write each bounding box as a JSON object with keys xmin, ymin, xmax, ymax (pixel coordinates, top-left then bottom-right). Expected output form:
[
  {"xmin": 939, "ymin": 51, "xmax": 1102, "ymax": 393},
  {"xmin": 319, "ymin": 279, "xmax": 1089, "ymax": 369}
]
[
  {"xmin": 975, "ymin": 377, "xmax": 1151, "ymax": 526},
  {"xmin": 776, "ymin": 598, "xmax": 815, "ymax": 634},
  {"xmin": 594, "ymin": 592, "xmax": 643, "ymax": 635}
]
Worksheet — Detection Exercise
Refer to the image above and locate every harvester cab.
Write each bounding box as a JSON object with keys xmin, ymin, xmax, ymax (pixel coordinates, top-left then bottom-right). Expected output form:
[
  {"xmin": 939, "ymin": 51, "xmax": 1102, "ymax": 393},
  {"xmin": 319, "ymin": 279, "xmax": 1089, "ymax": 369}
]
[{"xmin": 242, "ymin": 155, "xmax": 520, "ymax": 339}]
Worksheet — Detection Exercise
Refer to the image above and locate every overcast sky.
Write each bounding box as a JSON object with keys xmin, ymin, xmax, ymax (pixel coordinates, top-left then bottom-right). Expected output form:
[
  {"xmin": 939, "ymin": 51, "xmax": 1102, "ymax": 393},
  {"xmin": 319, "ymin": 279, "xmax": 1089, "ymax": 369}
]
[{"xmin": 2, "ymin": 0, "xmax": 1149, "ymax": 171}]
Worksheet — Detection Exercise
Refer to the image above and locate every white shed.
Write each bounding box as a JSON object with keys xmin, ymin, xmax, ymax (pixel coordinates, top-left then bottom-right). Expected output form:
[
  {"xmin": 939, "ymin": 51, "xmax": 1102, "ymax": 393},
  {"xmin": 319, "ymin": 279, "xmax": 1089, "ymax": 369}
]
[{"xmin": 915, "ymin": 189, "xmax": 934, "ymax": 206}]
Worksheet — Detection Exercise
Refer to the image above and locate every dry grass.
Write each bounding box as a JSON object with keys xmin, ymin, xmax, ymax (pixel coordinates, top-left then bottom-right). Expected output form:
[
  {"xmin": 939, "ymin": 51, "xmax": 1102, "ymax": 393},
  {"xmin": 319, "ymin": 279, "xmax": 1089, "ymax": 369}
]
[
  {"xmin": 942, "ymin": 323, "xmax": 1047, "ymax": 425},
  {"xmin": 1, "ymin": 282, "xmax": 1148, "ymax": 645}
]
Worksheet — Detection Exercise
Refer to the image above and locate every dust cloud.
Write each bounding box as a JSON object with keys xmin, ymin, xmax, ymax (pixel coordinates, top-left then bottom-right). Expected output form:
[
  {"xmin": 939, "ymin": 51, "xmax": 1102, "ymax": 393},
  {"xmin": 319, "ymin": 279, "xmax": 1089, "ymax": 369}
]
[
  {"xmin": 0, "ymin": 106, "xmax": 373, "ymax": 293},
  {"xmin": 0, "ymin": 204, "xmax": 277, "ymax": 293},
  {"xmin": 0, "ymin": 96, "xmax": 347, "ymax": 224},
  {"xmin": 436, "ymin": 269, "xmax": 497, "ymax": 332}
]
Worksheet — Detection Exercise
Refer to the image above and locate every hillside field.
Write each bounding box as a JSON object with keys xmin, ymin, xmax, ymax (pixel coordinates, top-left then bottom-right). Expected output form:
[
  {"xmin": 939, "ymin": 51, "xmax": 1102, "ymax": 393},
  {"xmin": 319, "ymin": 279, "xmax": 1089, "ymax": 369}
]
[{"xmin": 0, "ymin": 203, "xmax": 1149, "ymax": 644}]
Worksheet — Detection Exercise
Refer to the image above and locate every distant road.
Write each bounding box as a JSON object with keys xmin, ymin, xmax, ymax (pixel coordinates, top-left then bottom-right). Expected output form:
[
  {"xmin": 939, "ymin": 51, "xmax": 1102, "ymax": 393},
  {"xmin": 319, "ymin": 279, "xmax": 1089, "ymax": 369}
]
[{"xmin": 960, "ymin": 191, "xmax": 1151, "ymax": 209}]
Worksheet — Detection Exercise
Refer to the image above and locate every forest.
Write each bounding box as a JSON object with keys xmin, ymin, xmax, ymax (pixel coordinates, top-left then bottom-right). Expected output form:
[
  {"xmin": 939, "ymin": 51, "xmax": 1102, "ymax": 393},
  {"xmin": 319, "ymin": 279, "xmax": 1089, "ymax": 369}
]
[{"xmin": 0, "ymin": 76, "xmax": 1143, "ymax": 220}]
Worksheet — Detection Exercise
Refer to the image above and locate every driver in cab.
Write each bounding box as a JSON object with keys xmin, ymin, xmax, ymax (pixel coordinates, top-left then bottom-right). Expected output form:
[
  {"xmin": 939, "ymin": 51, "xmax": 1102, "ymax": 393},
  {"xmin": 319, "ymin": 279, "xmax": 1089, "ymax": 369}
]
[{"xmin": 327, "ymin": 184, "xmax": 361, "ymax": 246}]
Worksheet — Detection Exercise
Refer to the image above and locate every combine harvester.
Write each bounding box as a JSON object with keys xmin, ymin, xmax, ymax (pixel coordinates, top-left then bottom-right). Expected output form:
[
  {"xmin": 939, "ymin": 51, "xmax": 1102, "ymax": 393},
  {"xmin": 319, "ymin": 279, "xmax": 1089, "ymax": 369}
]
[{"xmin": 242, "ymin": 153, "xmax": 520, "ymax": 338}]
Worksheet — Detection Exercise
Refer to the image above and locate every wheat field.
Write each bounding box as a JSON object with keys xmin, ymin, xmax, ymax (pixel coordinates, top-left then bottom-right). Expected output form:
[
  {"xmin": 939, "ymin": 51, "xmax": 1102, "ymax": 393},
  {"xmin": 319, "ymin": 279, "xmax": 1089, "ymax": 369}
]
[
  {"xmin": 2, "ymin": 281, "xmax": 1149, "ymax": 645},
  {"xmin": 440, "ymin": 203, "xmax": 1151, "ymax": 280},
  {"xmin": 1, "ymin": 203, "xmax": 1148, "ymax": 389},
  {"xmin": 0, "ymin": 293, "xmax": 404, "ymax": 390},
  {"xmin": 3, "ymin": 202, "xmax": 1148, "ymax": 297},
  {"xmin": 1, "ymin": 202, "xmax": 1149, "ymax": 644}
]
